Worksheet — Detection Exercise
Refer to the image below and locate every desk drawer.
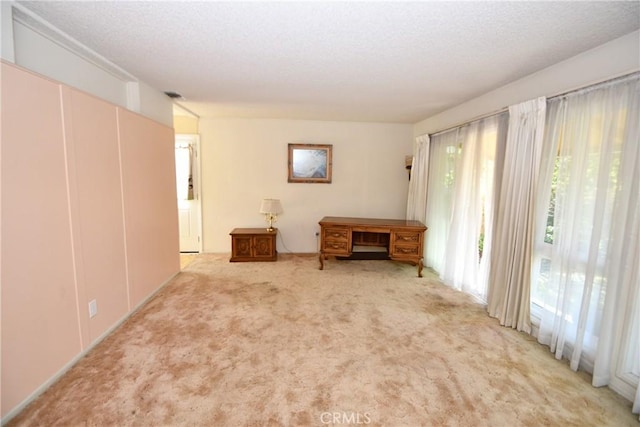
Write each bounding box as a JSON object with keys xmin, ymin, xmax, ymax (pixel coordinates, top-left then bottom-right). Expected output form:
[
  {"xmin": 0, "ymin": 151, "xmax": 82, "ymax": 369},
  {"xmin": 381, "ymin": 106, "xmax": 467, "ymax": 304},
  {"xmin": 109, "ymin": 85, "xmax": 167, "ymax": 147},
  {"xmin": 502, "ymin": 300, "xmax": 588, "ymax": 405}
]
[
  {"xmin": 393, "ymin": 231, "xmax": 421, "ymax": 244},
  {"xmin": 323, "ymin": 227, "xmax": 349, "ymax": 242},
  {"xmin": 322, "ymin": 226, "xmax": 350, "ymax": 255},
  {"xmin": 390, "ymin": 230, "xmax": 422, "ymax": 259},
  {"xmin": 323, "ymin": 241, "xmax": 350, "ymax": 253},
  {"xmin": 390, "ymin": 244, "xmax": 420, "ymax": 257}
]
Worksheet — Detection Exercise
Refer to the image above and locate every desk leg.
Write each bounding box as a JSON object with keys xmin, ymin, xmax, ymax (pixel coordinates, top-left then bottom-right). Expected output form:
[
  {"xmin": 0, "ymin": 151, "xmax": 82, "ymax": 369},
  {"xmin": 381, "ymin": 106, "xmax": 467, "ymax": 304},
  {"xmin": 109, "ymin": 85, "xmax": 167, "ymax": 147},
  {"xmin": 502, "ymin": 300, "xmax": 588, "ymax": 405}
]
[
  {"xmin": 417, "ymin": 259, "xmax": 423, "ymax": 278},
  {"xmin": 319, "ymin": 252, "xmax": 324, "ymax": 270}
]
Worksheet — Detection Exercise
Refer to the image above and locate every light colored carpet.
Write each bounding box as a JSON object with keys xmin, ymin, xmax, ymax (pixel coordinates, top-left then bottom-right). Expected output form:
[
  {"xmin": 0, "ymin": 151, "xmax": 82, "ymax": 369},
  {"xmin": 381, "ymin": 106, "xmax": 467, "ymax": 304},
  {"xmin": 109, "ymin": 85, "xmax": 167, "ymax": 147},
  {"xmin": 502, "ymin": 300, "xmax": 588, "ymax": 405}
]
[
  {"xmin": 8, "ymin": 254, "xmax": 636, "ymax": 426},
  {"xmin": 180, "ymin": 253, "xmax": 197, "ymax": 269}
]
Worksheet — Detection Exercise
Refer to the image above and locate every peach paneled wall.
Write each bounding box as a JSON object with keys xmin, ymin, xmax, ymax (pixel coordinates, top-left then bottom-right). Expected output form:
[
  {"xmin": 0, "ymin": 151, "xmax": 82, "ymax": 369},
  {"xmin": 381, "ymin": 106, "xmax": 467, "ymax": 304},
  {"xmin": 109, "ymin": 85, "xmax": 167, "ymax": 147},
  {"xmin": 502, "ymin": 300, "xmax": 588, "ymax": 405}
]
[
  {"xmin": 1, "ymin": 61, "xmax": 82, "ymax": 418},
  {"xmin": 118, "ymin": 109, "xmax": 180, "ymax": 307},
  {"xmin": 63, "ymin": 88, "xmax": 129, "ymax": 346},
  {"xmin": 0, "ymin": 62, "xmax": 180, "ymax": 420}
]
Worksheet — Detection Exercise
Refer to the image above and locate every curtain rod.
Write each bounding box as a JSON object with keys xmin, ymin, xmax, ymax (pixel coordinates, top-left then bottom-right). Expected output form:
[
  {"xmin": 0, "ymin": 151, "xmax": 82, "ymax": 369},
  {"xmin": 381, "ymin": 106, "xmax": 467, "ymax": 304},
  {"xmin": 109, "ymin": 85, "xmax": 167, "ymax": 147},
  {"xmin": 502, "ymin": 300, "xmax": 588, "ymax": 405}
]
[
  {"xmin": 428, "ymin": 107, "xmax": 507, "ymax": 137},
  {"xmin": 426, "ymin": 70, "xmax": 639, "ymax": 138},
  {"xmin": 546, "ymin": 70, "xmax": 638, "ymax": 100}
]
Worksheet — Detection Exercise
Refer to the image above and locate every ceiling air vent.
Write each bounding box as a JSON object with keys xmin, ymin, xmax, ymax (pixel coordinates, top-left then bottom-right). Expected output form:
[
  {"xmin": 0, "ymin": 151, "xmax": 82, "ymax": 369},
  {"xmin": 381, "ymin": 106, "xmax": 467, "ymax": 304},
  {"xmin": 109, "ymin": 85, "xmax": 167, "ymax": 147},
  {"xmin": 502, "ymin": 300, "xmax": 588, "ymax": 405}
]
[{"xmin": 164, "ymin": 91, "xmax": 184, "ymax": 100}]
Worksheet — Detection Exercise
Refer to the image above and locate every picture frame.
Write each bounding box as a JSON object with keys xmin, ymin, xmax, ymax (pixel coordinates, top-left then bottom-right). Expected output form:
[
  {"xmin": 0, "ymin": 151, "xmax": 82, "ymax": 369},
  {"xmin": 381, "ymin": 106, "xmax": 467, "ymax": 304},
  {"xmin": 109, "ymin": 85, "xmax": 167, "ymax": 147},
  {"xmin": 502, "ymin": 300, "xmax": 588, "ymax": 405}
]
[{"xmin": 288, "ymin": 143, "xmax": 332, "ymax": 183}]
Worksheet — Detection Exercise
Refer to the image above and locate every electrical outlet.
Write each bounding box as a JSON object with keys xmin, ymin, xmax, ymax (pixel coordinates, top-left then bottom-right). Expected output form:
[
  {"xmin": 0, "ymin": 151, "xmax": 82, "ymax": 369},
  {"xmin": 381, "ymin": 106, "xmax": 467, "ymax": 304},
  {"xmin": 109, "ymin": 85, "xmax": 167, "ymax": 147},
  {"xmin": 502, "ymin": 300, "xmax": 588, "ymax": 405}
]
[{"xmin": 89, "ymin": 300, "xmax": 97, "ymax": 318}]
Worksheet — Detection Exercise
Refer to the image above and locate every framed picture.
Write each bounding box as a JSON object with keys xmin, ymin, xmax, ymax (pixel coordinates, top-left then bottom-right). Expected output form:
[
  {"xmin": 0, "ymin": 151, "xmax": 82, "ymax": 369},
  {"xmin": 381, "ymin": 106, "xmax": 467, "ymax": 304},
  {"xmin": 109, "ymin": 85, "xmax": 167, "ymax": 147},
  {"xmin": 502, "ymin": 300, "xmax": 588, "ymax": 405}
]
[{"xmin": 288, "ymin": 143, "xmax": 332, "ymax": 183}]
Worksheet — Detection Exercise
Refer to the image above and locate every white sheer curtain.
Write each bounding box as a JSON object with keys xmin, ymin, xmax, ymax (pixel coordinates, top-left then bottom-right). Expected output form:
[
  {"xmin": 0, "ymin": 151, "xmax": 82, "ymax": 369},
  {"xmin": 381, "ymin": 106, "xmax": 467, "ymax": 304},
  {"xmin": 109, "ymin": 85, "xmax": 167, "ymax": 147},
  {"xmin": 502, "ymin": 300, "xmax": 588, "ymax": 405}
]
[
  {"xmin": 424, "ymin": 130, "xmax": 458, "ymax": 275},
  {"xmin": 487, "ymin": 98, "xmax": 546, "ymax": 333},
  {"xmin": 425, "ymin": 113, "xmax": 508, "ymax": 302},
  {"xmin": 406, "ymin": 134, "xmax": 430, "ymax": 222},
  {"xmin": 531, "ymin": 74, "xmax": 639, "ymax": 415}
]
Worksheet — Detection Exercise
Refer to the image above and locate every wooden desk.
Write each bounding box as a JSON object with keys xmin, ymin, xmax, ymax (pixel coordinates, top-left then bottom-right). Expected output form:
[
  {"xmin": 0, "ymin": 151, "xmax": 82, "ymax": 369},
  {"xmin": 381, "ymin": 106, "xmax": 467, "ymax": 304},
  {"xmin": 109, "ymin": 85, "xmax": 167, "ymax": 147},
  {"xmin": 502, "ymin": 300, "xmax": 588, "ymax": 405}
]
[{"xmin": 318, "ymin": 216, "xmax": 427, "ymax": 277}]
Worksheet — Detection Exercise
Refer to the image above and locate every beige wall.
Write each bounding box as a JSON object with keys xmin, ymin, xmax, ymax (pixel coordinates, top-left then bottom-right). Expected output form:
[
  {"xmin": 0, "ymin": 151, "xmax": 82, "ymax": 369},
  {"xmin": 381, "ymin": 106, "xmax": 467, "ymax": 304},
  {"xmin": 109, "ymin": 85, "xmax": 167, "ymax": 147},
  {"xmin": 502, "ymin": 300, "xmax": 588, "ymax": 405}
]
[
  {"xmin": 414, "ymin": 30, "xmax": 640, "ymax": 136},
  {"xmin": 174, "ymin": 116, "xmax": 199, "ymax": 134},
  {"xmin": 0, "ymin": 62, "xmax": 180, "ymax": 420},
  {"xmin": 198, "ymin": 118, "xmax": 414, "ymax": 253}
]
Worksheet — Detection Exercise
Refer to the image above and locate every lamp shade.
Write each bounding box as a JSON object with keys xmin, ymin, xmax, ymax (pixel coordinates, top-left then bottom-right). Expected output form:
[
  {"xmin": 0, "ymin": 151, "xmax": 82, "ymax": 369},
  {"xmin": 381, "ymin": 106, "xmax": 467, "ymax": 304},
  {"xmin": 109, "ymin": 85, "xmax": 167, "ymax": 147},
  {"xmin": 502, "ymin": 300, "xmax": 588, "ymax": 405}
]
[{"xmin": 259, "ymin": 198, "xmax": 283, "ymax": 214}]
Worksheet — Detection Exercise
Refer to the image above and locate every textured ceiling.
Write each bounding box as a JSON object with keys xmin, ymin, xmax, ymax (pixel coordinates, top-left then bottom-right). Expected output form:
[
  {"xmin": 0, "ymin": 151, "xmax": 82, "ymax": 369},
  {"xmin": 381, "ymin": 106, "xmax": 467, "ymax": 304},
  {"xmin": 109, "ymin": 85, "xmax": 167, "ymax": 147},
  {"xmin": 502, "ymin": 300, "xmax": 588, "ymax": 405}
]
[{"xmin": 16, "ymin": 1, "xmax": 640, "ymax": 123}]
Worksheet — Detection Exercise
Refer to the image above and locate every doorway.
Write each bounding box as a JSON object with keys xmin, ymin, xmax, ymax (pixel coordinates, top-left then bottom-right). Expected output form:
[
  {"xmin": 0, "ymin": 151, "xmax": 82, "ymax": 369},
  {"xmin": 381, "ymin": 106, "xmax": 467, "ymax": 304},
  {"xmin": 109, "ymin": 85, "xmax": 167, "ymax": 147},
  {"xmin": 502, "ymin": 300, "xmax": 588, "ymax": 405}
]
[{"xmin": 175, "ymin": 134, "xmax": 202, "ymax": 253}]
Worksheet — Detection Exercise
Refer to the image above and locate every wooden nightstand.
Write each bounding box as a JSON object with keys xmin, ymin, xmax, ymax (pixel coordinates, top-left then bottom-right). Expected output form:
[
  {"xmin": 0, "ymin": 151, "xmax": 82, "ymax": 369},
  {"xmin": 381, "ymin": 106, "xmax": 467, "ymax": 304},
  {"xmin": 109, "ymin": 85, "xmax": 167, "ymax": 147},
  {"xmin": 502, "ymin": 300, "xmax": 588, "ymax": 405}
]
[{"xmin": 229, "ymin": 228, "xmax": 277, "ymax": 262}]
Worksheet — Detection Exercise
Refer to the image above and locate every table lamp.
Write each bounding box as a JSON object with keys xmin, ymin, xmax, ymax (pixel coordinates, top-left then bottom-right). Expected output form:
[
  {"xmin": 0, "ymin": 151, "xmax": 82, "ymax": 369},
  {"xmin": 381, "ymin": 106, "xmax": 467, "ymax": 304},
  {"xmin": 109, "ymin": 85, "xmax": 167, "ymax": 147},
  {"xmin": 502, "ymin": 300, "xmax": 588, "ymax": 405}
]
[{"xmin": 260, "ymin": 199, "xmax": 283, "ymax": 231}]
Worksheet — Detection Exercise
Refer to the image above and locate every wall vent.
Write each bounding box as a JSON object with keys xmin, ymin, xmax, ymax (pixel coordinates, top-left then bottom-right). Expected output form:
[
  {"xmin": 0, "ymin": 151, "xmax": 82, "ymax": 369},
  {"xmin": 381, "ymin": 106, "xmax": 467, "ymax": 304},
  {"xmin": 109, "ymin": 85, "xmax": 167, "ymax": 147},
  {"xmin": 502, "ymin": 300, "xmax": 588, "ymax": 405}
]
[{"xmin": 164, "ymin": 91, "xmax": 184, "ymax": 100}]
